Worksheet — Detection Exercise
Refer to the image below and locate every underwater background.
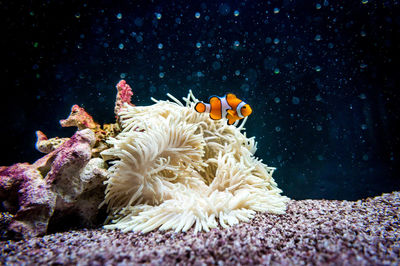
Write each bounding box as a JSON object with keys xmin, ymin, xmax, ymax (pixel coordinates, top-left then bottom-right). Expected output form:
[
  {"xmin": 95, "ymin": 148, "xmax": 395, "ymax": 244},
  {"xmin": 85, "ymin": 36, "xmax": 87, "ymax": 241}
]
[{"xmin": 1, "ymin": 0, "xmax": 399, "ymax": 200}]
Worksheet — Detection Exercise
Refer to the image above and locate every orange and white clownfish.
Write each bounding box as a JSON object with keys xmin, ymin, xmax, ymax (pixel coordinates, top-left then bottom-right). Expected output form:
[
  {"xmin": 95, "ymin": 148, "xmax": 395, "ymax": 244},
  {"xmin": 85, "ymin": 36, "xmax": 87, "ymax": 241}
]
[{"xmin": 194, "ymin": 93, "xmax": 253, "ymax": 125}]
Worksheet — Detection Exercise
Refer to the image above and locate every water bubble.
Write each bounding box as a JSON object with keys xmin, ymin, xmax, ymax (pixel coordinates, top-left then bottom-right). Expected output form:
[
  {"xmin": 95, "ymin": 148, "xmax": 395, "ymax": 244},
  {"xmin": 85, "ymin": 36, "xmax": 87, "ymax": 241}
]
[
  {"xmin": 315, "ymin": 94, "xmax": 322, "ymax": 101},
  {"xmin": 360, "ymin": 30, "xmax": 366, "ymax": 37},
  {"xmin": 75, "ymin": 13, "xmax": 80, "ymax": 19},
  {"xmin": 219, "ymin": 3, "xmax": 231, "ymax": 16},
  {"xmin": 318, "ymin": 155, "xmax": 324, "ymax": 161},
  {"xmin": 195, "ymin": 12, "xmax": 201, "ymax": 18},
  {"xmin": 292, "ymin": 96, "xmax": 300, "ymax": 104},
  {"xmin": 360, "ymin": 63, "xmax": 367, "ymax": 69},
  {"xmin": 197, "ymin": 71, "xmax": 204, "ymax": 77},
  {"xmin": 149, "ymin": 85, "xmax": 156, "ymax": 93},
  {"xmin": 234, "ymin": 10, "xmax": 240, "ymax": 16},
  {"xmin": 265, "ymin": 37, "xmax": 272, "ymax": 44},
  {"xmin": 116, "ymin": 13, "xmax": 122, "ymax": 19},
  {"xmin": 120, "ymin": 73, "xmax": 126, "ymax": 78},
  {"xmin": 103, "ymin": 42, "xmax": 109, "ymax": 48},
  {"xmin": 361, "ymin": 124, "xmax": 367, "ymax": 130},
  {"xmin": 136, "ymin": 35, "xmax": 143, "ymax": 43},
  {"xmin": 234, "ymin": 40, "xmax": 240, "ymax": 47},
  {"xmin": 274, "ymin": 68, "xmax": 280, "ymax": 74},
  {"xmin": 134, "ymin": 17, "xmax": 144, "ymax": 27},
  {"xmin": 273, "ymin": 38, "xmax": 280, "ymax": 44},
  {"xmin": 275, "ymin": 126, "xmax": 281, "ymax": 132},
  {"xmin": 222, "ymin": 75, "xmax": 227, "ymax": 81},
  {"xmin": 316, "ymin": 125, "xmax": 323, "ymax": 131},
  {"xmin": 159, "ymin": 72, "xmax": 165, "ymax": 78},
  {"xmin": 361, "ymin": 0, "xmax": 368, "ymax": 4},
  {"xmin": 158, "ymin": 43, "xmax": 163, "ymax": 49},
  {"xmin": 155, "ymin": 12, "xmax": 162, "ymax": 19},
  {"xmin": 315, "ymin": 66, "xmax": 321, "ymax": 72},
  {"xmin": 314, "ymin": 34, "xmax": 322, "ymax": 41},
  {"xmin": 118, "ymin": 43, "xmax": 124, "ymax": 49},
  {"xmin": 241, "ymin": 83, "xmax": 250, "ymax": 92},
  {"xmin": 328, "ymin": 43, "xmax": 334, "ymax": 48},
  {"xmin": 316, "ymin": 3, "xmax": 322, "ymax": 9},
  {"xmin": 196, "ymin": 42, "xmax": 202, "ymax": 48},
  {"xmin": 212, "ymin": 61, "xmax": 221, "ymax": 70},
  {"xmin": 235, "ymin": 70, "xmax": 240, "ymax": 76},
  {"xmin": 175, "ymin": 17, "xmax": 181, "ymax": 24},
  {"xmin": 216, "ymin": 54, "xmax": 221, "ymax": 59},
  {"xmin": 362, "ymin": 154, "xmax": 369, "ymax": 161},
  {"xmin": 359, "ymin": 93, "xmax": 367, "ymax": 100},
  {"xmin": 273, "ymin": 8, "xmax": 280, "ymax": 14},
  {"xmin": 274, "ymin": 97, "xmax": 280, "ymax": 103}
]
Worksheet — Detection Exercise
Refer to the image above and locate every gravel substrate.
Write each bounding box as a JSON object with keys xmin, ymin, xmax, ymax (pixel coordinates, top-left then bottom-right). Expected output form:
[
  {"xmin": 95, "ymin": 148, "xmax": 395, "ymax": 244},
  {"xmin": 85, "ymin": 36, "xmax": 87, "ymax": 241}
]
[{"xmin": 1, "ymin": 192, "xmax": 399, "ymax": 265}]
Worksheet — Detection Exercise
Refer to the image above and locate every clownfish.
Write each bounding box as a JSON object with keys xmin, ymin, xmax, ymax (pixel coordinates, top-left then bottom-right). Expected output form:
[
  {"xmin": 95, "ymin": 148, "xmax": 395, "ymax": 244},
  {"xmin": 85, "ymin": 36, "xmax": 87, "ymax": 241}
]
[{"xmin": 194, "ymin": 93, "xmax": 252, "ymax": 125}]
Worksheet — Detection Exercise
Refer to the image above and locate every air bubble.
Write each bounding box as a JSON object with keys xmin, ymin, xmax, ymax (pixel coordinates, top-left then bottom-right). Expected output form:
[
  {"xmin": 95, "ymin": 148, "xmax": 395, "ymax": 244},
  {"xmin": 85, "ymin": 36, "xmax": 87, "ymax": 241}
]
[
  {"xmin": 234, "ymin": 40, "xmax": 240, "ymax": 47},
  {"xmin": 159, "ymin": 72, "xmax": 165, "ymax": 78},
  {"xmin": 234, "ymin": 10, "xmax": 240, "ymax": 16},
  {"xmin": 155, "ymin": 13, "xmax": 162, "ymax": 19},
  {"xmin": 116, "ymin": 13, "xmax": 122, "ymax": 19},
  {"xmin": 292, "ymin": 96, "xmax": 300, "ymax": 104},
  {"xmin": 118, "ymin": 43, "xmax": 124, "ymax": 49},
  {"xmin": 195, "ymin": 12, "xmax": 200, "ymax": 18},
  {"xmin": 273, "ymin": 8, "xmax": 280, "ymax": 14},
  {"xmin": 274, "ymin": 97, "xmax": 280, "ymax": 103},
  {"xmin": 274, "ymin": 68, "xmax": 280, "ymax": 74},
  {"xmin": 158, "ymin": 43, "xmax": 163, "ymax": 49},
  {"xmin": 196, "ymin": 42, "xmax": 202, "ymax": 48},
  {"xmin": 235, "ymin": 70, "xmax": 240, "ymax": 76}
]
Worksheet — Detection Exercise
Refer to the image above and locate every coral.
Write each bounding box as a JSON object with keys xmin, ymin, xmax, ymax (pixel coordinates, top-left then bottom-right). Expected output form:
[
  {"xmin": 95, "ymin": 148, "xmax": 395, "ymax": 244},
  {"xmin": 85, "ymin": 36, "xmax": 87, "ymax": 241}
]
[
  {"xmin": 59, "ymin": 104, "xmax": 119, "ymax": 156},
  {"xmin": 0, "ymin": 163, "xmax": 56, "ymax": 238},
  {"xmin": 60, "ymin": 104, "xmax": 100, "ymax": 130},
  {"xmin": 0, "ymin": 129, "xmax": 107, "ymax": 239},
  {"xmin": 35, "ymin": 130, "xmax": 69, "ymax": 153},
  {"xmin": 102, "ymin": 91, "xmax": 289, "ymax": 234},
  {"xmin": 114, "ymin": 79, "xmax": 134, "ymax": 116}
]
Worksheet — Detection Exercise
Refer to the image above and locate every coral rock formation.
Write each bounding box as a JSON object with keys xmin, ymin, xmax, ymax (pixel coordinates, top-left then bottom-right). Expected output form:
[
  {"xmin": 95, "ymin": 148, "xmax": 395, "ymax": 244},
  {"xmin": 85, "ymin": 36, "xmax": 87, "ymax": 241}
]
[
  {"xmin": 0, "ymin": 129, "xmax": 107, "ymax": 239},
  {"xmin": 114, "ymin": 79, "xmax": 134, "ymax": 116},
  {"xmin": 35, "ymin": 130, "xmax": 69, "ymax": 154}
]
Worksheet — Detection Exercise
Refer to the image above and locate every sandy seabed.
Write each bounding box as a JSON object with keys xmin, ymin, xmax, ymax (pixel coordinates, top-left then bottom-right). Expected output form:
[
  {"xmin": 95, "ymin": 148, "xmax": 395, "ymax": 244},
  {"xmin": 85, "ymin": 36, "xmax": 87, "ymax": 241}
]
[{"xmin": 1, "ymin": 192, "xmax": 399, "ymax": 265}]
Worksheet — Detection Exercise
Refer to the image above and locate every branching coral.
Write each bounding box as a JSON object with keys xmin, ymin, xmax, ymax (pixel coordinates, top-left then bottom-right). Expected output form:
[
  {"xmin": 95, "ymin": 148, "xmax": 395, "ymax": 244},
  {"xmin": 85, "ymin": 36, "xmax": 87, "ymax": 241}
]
[{"xmin": 101, "ymin": 91, "xmax": 289, "ymax": 233}]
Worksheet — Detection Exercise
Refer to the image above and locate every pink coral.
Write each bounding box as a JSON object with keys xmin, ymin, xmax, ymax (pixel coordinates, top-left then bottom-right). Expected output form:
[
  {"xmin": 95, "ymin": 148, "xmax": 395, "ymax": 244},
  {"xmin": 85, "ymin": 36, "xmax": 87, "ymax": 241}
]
[
  {"xmin": 114, "ymin": 79, "xmax": 134, "ymax": 116},
  {"xmin": 60, "ymin": 104, "xmax": 99, "ymax": 130}
]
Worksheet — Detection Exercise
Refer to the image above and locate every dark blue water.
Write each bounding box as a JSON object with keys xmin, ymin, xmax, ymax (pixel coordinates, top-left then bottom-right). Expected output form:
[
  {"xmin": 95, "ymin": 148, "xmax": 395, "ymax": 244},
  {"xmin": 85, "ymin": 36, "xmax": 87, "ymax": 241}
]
[{"xmin": 1, "ymin": 0, "xmax": 399, "ymax": 200}]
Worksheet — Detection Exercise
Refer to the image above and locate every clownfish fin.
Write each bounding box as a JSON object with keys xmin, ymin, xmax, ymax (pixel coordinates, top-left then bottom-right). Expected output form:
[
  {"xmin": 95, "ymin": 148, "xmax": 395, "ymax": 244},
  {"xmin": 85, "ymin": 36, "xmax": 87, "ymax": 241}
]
[
  {"xmin": 227, "ymin": 109, "xmax": 235, "ymax": 116},
  {"xmin": 227, "ymin": 117, "xmax": 236, "ymax": 125},
  {"xmin": 195, "ymin": 102, "xmax": 206, "ymax": 113},
  {"xmin": 226, "ymin": 93, "xmax": 237, "ymax": 101}
]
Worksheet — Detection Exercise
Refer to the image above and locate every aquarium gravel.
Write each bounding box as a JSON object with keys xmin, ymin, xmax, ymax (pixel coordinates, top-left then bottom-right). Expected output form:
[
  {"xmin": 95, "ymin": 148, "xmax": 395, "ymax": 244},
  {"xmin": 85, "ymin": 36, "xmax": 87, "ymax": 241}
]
[{"xmin": 1, "ymin": 192, "xmax": 398, "ymax": 265}]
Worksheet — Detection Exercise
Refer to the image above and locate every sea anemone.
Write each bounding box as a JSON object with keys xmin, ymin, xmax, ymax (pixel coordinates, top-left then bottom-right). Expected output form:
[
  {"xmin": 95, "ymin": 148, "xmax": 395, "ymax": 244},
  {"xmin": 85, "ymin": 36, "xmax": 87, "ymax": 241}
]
[{"xmin": 101, "ymin": 91, "xmax": 289, "ymax": 233}]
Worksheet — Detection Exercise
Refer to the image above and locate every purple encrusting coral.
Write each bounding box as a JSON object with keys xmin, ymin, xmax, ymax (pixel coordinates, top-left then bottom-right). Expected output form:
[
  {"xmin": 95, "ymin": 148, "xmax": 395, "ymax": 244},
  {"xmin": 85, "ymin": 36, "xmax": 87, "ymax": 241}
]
[{"xmin": 1, "ymin": 192, "xmax": 398, "ymax": 265}]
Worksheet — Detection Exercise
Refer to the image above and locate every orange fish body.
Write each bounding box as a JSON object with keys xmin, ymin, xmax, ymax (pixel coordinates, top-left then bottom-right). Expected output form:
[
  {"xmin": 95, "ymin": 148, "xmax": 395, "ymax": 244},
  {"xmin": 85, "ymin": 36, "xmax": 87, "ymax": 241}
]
[{"xmin": 194, "ymin": 93, "xmax": 252, "ymax": 125}]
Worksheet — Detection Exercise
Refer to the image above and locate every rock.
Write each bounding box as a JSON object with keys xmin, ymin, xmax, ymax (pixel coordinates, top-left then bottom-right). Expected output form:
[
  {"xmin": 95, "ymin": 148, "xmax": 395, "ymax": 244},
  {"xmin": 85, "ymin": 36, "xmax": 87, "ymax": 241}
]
[{"xmin": 0, "ymin": 129, "xmax": 108, "ymax": 239}]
